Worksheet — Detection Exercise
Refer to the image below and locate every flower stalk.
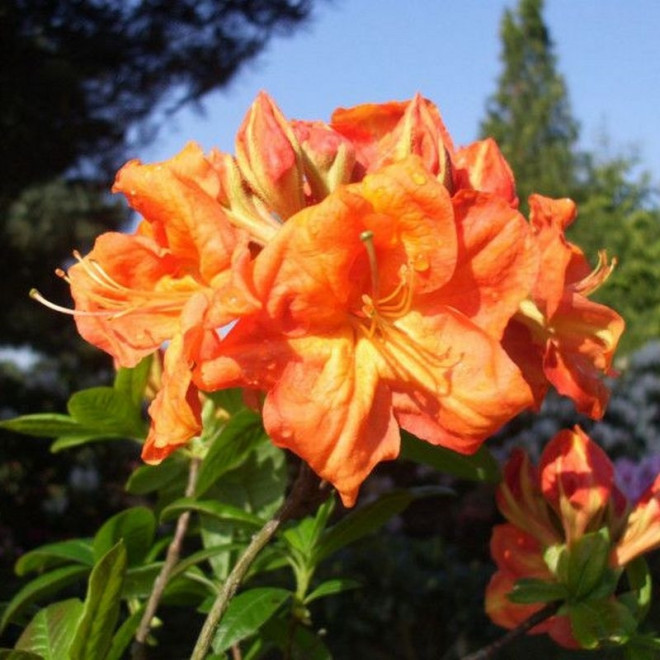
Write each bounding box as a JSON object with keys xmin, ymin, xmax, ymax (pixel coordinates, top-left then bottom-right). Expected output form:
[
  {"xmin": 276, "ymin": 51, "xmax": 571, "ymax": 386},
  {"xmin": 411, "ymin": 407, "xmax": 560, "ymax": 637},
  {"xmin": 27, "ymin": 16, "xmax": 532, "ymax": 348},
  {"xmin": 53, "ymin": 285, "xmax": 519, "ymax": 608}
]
[{"xmin": 190, "ymin": 463, "xmax": 328, "ymax": 660}]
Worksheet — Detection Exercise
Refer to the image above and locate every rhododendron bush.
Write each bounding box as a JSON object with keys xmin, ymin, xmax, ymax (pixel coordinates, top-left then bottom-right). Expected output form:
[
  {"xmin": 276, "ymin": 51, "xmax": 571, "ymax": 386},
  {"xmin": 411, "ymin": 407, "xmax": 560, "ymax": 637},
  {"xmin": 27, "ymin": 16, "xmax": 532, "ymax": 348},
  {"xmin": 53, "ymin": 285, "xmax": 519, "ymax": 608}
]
[{"xmin": 2, "ymin": 92, "xmax": 657, "ymax": 658}]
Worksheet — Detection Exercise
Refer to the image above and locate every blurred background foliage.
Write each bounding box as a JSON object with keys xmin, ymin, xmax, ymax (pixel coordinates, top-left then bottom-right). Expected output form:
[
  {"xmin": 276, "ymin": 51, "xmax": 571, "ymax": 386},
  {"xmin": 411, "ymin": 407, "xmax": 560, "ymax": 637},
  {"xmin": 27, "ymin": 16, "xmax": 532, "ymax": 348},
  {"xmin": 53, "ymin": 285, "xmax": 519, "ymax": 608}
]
[{"xmin": 1, "ymin": 0, "xmax": 659, "ymax": 657}]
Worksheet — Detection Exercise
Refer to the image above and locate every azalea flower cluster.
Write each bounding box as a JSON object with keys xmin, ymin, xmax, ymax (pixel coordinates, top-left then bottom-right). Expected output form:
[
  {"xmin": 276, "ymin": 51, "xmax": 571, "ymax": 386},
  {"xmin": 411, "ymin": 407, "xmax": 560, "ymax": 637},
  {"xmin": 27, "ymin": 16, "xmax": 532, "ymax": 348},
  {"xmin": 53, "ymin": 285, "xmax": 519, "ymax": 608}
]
[
  {"xmin": 487, "ymin": 426, "xmax": 660, "ymax": 649},
  {"xmin": 37, "ymin": 93, "xmax": 624, "ymax": 506}
]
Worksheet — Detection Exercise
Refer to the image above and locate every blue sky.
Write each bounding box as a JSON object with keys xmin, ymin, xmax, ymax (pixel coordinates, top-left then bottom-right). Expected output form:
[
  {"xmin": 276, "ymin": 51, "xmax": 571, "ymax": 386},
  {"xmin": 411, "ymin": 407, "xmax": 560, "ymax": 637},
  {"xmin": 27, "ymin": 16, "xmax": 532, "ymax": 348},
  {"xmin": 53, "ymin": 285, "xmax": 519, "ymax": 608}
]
[{"xmin": 143, "ymin": 0, "xmax": 660, "ymax": 182}]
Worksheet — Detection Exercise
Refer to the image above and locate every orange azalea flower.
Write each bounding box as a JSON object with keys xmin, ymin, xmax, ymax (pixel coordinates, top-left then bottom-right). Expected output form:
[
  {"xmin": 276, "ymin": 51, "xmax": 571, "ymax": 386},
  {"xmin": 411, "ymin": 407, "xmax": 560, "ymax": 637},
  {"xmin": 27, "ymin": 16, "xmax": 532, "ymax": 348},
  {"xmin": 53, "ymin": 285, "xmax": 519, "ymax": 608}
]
[
  {"xmin": 486, "ymin": 426, "xmax": 656, "ymax": 649},
  {"xmin": 331, "ymin": 94, "xmax": 455, "ymax": 186},
  {"xmin": 503, "ymin": 194, "xmax": 625, "ymax": 418},
  {"xmin": 485, "ymin": 525, "xmax": 578, "ymax": 648},
  {"xmin": 196, "ymin": 157, "xmax": 535, "ymax": 505},
  {"xmin": 36, "ymin": 142, "xmax": 260, "ymax": 461},
  {"xmin": 613, "ymin": 473, "xmax": 660, "ymax": 567}
]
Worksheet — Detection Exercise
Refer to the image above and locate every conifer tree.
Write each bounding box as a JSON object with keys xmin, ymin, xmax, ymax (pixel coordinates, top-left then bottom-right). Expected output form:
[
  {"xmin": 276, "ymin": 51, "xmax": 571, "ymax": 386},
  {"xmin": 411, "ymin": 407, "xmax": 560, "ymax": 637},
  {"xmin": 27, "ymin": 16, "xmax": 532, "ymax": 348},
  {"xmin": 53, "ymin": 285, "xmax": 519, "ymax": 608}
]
[{"xmin": 480, "ymin": 0, "xmax": 579, "ymax": 203}]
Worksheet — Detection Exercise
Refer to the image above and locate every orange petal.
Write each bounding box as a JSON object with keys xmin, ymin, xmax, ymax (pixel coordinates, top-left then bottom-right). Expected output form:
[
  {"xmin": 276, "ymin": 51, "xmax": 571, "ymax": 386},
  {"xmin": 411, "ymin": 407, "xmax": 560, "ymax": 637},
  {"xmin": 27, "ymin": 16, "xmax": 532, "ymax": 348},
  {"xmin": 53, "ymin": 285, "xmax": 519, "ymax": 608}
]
[
  {"xmin": 496, "ymin": 449, "xmax": 562, "ymax": 547},
  {"xmin": 490, "ymin": 523, "xmax": 554, "ymax": 579},
  {"xmin": 391, "ymin": 307, "xmax": 533, "ymax": 454},
  {"xmin": 543, "ymin": 294, "xmax": 625, "ymax": 419},
  {"xmin": 68, "ymin": 232, "xmax": 196, "ymax": 367},
  {"xmin": 262, "ymin": 330, "xmax": 400, "ymax": 506},
  {"xmin": 113, "ymin": 142, "xmax": 243, "ymax": 282},
  {"xmin": 613, "ymin": 473, "xmax": 660, "ymax": 566},
  {"xmin": 454, "ymin": 138, "xmax": 518, "ymax": 206},
  {"xmin": 539, "ymin": 426, "xmax": 614, "ymax": 545},
  {"xmin": 435, "ymin": 190, "xmax": 538, "ymax": 339},
  {"xmin": 141, "ymin": 332, "xmax": 202, "ymax": 463}
]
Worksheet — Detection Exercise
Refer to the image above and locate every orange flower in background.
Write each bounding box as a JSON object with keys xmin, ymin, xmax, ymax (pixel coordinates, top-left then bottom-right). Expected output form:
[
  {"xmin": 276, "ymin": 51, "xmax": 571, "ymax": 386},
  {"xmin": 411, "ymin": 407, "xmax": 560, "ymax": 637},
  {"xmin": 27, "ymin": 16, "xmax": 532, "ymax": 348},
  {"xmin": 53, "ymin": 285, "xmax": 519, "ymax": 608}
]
[
  {"xmin": 196, "ymin": 157, "xmax": 535, "ymax": 505},
  {"xmin": 503, "ymin": 194, "xmax": 625, "ymax": 418},
  {"xmin": 486, "ymin": 426, "xmax": 660, "ymax": 649}
]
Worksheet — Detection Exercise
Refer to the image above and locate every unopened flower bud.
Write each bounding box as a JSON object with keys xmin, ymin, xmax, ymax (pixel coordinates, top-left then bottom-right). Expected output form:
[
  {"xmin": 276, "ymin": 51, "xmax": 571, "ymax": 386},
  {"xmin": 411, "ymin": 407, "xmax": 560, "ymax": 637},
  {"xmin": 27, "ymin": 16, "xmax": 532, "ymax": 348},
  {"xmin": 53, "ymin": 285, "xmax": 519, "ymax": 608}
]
[
  {"xmin": 539, "ymin": 426, "xmax": 614, "ymax": 546},
  {"xmin": 292, "ymin": 120, "xmax": 356, "ymax": 200},
  {"xmin": 235, "ymin": 91, "xmax": 305, "ymax": 220}
]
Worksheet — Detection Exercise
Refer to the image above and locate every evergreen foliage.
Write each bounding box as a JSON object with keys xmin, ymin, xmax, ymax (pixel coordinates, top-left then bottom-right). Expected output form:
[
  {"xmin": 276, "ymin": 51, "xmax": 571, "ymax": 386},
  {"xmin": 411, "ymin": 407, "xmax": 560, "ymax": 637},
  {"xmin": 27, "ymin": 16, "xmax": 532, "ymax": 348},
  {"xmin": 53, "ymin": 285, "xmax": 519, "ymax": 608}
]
[
  {"xmin": 481, "ymin": 0, "xmax": 660, "ymax": 354},
  {"xmin": 480, "ymin": 0, "xmax": 579, "ymax": 203}
]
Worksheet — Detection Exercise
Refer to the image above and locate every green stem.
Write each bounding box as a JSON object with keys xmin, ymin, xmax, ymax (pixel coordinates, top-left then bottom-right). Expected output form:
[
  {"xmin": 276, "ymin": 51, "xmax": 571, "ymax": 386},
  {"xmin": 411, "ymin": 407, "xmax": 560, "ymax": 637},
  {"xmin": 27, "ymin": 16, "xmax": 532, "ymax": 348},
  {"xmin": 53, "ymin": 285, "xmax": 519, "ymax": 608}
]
[
  {"xmin": 190, "ymin": 463, "xmax": 326, "ymax": 660},
  {"xmin": 131, "ymin": 456, "xmax": 201, "ymax": 659},
  {"xmin": 461, "ymin": 601, "xmax": 561, "ymax": 660}
]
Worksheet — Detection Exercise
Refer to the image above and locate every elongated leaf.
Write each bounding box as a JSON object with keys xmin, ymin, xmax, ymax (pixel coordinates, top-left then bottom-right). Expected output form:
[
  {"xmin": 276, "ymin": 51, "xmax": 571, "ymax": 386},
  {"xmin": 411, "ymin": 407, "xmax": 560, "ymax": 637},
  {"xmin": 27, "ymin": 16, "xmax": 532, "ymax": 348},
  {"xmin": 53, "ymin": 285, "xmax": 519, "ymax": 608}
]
[
  {"xmin": 14, "ymin": 598, "xmax": 83, "ymax": 659},
  {"xmin": 0, "ymin": 413, "xmax": 85, "ymax": 438},
  {"xmin": 195, "ymin": 409, "xmax": 267, "ymax": 498},
  {"xmin": 125, "ymin": 456, "xmax": 189, "ymax": 495},
  {"xmin": 400, "ymin": 431, "xmax": 501, "ymax": 482},
  {"xmin": 16, "ymin": 539, "xmax": 94, "ymax": 576},
  {"xmin": 569, "ymin": 599, "xmax": 637, "ymax": 649},
  {"xmin": 161, "ymin": 497, "xmax": 264, "ymax": 529},
  {"xmin": 93, "ymin": 507, "xmax": 155, "ymax": 567},
  {"xmin": 212, "ymin": 588, "xmax": 291, "ymax": 653},
  {"xmin": 508, "ymin": 578, "xmax": 568, "ymax": 604},
  {"xmin": 0, "ymin": 565, "xmax": 89, "ymax": 633},
  {"xmin": 51, "ymin": 434, "xmax": 129, "ymax": 452},
  {"xmin": 105, "ymin": 606, "xmax": 144, "ymax": 660},
  {"xmin": 565, "ymin": 528, "xmax": 612, "ymax": 599},
  {"xmin": 304, "ymin": 578, "xmax": 361, "ymax": 604},
  {"xmin": 621, "ymin": 557, "xmax": 652, "ymax": 621},
  {"xmin": 0, "ymin": 650, "xmax": 44, "ymax": 659},
  {"xmin": 113, "ymin": 357, "xmax": 152, "ymax": 408},
  {"xmin": 315, "ymin": 488, "xmax": 448, "ymax": 563},
  {"xmin": 67, "ymin": 387, "xmax": 145, "ymax": 438},
  {"xmin": 69, "ymin": 542, "xmax": 127, "ymax": 660}
]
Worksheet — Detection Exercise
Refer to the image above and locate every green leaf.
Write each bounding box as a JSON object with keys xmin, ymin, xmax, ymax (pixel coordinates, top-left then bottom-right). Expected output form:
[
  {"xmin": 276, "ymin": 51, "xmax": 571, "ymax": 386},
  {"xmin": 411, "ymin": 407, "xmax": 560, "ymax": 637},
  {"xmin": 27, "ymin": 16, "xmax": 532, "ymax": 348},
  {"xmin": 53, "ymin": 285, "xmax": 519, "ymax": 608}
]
[
  {"xmin": 623, "ymin": 634, "xmax": 660, "ymax": 660},
  {"xmin": 14, "ymin": 599, "xmax": 83, "ymax": 659},
  {"xmin": 315, "ymin": 488, "xmax": 448, "ymax": 563},
  {"xmin": 212, "ymin": 588, "xmax": 291, "ymax": 653},
  {"xmin": 0, "ymin": 565, "xmax": 89, "ymax": 633},
  {"xmin": 113, "ymin": 357, "xmax": 152, "ymax": 408},
  {"xmin": 0, "ymin": 413, "xmax": 84, "ymax": 438},
  {"xmin": 400, "ymin": 431, "xmax": 501, "ymax": 482},
  {"xmin": 125, "ymin": 455, "xmax": 189, "ymax": 495},
  {"xmin": 92, "ymin": 507, "xmax": 155, "ymax": 566},
  {"xmin": 105, "ymin": 606, "xmax": 144, "ymax": 660},
  {"xmin": 205, "ymin": 388, "xmax": 249, "ymax": 416},
  {"xmin": 67, "ymin": 387, "xmax": 145, "ymax": 438},
  {"xmin": 282, "ymin": 497, "xmax": 335, "ymax": 562},
  {"xmin": 620, "ymin": 557, "xmax": 652, "ymax": 621},
  {"xmin": 16, "ymin": 539, "xmax": 94, "ymax": 576},
  {"xmin": 195, "ymin": 409, "xmax": 267, "ymax": 498},
  {"xmin": 0, "ymin": 650, "xmax": 44, "ymax": 659},
  {"xmin": 50, "ymin": 434, "xmax": 128, "ymax": 452},
  {"xmin": 160, "ymin": 497, "xmax": 264, "ymax": 529},
  {"xmin": 69, "ymin": 542, "xmax": 127, "ymax": 660},
  {"xmin": 569, "ymin": 599, "xmax": 638, "ymax": 649},
  {"xmin": 508, "ymin": 578, "xmax": 567, "ymax": 605},
  {"xmin": 200, "ymin": 441, "xmax": 287, "ymax": 579},
  {"xmin": 304, "ymin": 578, "xmax": 361, "ymax": 604},
  {"xmin": 565, "ymin": 528, "xmax": 612, "ymax": 599}
]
